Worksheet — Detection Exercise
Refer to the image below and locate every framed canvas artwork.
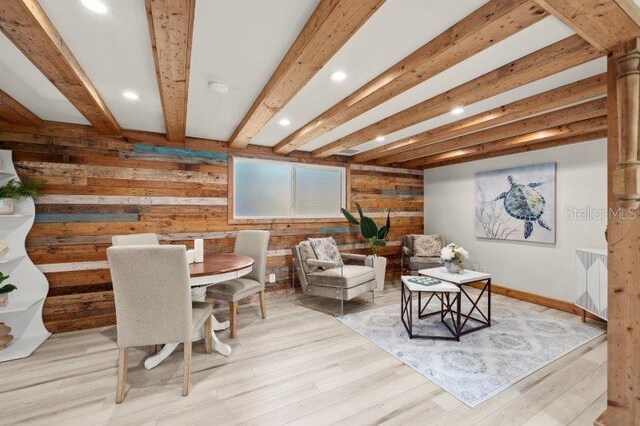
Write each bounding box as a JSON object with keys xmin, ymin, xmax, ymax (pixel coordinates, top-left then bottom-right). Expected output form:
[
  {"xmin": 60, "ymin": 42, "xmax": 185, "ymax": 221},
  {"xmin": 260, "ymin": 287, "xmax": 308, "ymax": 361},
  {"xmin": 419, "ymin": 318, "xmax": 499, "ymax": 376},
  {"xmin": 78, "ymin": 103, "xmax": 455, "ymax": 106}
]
[{"xmin": 475, "ymin": 162, "xmax": 556, "ymax": 243}]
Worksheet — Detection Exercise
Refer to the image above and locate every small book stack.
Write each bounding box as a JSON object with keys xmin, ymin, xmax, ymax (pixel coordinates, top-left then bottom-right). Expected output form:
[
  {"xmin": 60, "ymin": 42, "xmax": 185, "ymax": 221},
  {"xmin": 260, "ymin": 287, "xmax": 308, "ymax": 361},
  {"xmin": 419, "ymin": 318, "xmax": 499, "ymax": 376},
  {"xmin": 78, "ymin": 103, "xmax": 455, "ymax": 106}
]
[{"xmin": 407, "ymin": 276, "xmax": 442, "ymax": 287}]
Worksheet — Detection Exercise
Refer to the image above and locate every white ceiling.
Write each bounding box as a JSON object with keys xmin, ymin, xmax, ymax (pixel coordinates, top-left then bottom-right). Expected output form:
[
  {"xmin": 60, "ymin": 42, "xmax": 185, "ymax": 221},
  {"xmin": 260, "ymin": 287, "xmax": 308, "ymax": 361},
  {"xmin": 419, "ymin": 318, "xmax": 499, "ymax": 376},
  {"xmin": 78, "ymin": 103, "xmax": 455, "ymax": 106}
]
[
  {"xmin": 187, "ymin": 0, "xmax": 320, "ymax": 141},
  {"xmin": 0, "ymin": 0, "xmax": 606, "ymax": 156},
  {"xmin": 0, "ymin": 32, "xmax": 88, "ymax": 125},
  {"xmin": 38, "ymin": 0, "xmax": 165, "ymax": 133},
  {"xmin": 263, "ymin": 16, "xmax": 581, "ymax": 152},
  {"xmin": 250, "ymin": 0, "xmax": 488, "ymax": 146}
]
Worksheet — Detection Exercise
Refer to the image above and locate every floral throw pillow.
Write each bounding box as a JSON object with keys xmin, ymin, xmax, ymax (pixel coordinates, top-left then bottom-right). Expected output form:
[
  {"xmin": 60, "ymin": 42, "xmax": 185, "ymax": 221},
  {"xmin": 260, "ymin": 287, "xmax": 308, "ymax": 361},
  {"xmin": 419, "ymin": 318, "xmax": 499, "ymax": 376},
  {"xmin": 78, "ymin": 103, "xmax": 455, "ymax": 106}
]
[
  {"xmin": 298, "ymin": 240, "xmax": 320, "ymax": 273},
  {"xmin": 308, "ymin": 237, "xmax": 344, "ymax": 268},
  {"xmin": 413, "ymin": 235, "xmax": 445, "ymax": 257}
]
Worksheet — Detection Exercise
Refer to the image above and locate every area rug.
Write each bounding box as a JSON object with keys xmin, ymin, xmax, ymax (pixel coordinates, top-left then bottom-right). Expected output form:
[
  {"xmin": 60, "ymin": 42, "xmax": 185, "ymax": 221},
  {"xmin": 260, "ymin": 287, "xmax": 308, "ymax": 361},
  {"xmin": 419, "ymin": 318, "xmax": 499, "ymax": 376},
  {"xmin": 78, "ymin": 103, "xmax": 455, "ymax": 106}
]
[{"xmin": 338, "ymin": 294, "xmax": 605, "ymax": 407}]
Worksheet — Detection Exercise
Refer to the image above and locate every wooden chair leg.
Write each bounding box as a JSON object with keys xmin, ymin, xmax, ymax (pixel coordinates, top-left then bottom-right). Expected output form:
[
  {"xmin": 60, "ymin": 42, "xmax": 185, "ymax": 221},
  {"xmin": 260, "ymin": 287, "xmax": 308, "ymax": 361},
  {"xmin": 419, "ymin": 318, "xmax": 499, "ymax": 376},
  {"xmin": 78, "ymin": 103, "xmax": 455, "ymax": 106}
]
[
  {"xmin": 259, "ymin": 290, "xmax": 266, "ymax": 319},
  {"xmin": 116, "ymin": 347, "xmax": 128, "ymax": 404},
  {"xmin": 229, "ymin": 302, "xmax": 238, "ymax": 338},
  {"xmin": 204, "ymin": 315, "xmax": 213, "ymax": 354},
  {"xmin": 182, "ymin": 340, "xmax": 192, "ymax": 396}
]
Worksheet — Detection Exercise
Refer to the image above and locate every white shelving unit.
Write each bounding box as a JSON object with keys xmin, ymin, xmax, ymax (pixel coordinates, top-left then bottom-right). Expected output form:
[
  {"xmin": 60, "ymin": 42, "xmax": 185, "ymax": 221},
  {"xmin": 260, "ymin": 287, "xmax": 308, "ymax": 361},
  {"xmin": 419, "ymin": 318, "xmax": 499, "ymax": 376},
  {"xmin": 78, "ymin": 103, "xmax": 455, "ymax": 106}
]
[{"xmin": 0, "ymin": 150, "xmax": 50, "ymax": 362}]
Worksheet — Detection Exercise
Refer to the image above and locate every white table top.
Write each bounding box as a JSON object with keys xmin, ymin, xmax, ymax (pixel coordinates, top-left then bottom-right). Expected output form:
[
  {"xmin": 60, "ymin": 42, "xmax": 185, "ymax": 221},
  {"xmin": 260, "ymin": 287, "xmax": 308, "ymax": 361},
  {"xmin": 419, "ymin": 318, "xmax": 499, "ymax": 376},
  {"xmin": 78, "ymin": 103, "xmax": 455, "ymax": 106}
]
[
  {"xmin": 401, "ymin": 275, "xmax": 460, "ymax": 293},
  {"xmin": 418, "ymin": 267, "xmax": 491, "ymax": 284}
]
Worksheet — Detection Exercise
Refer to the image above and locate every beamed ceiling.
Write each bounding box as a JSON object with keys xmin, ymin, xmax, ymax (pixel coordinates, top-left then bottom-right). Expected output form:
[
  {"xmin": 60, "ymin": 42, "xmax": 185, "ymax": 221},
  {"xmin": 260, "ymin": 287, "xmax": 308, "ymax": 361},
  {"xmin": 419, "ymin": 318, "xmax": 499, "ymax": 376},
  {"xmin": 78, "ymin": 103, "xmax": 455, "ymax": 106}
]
[{"xmin": 0, "ymin": 0, "xmax": 639, "ymax": 168}]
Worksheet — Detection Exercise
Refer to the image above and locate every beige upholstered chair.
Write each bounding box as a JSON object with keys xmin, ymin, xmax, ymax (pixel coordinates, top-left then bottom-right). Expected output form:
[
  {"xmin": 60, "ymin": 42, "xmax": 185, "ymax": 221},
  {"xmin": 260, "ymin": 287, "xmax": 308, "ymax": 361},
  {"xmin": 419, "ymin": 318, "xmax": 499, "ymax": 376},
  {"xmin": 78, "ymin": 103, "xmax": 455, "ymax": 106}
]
[
  {"xmin": 112, "ymin": 233, "xmax": 159, "ymax": 246},
  {"xmin": 401, "ymin": 234, "xmax": 446, "ymax": 275},
  {"xmin": 292, "ymin": 241, "xmax": 376, "ymax": 316},
  {"xmin": 107, "ymin": 245, "xmax": 213, "ymax": 403},
  {"xmin": 207, "ymin": 230, "xmax": 270, "ymax": 338}
]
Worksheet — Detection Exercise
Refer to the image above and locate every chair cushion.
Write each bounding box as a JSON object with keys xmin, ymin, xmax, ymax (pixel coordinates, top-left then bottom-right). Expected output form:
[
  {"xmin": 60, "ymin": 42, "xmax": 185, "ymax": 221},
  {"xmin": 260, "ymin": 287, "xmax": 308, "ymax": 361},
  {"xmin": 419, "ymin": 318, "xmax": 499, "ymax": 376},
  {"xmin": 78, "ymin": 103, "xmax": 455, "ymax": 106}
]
[
  {"xmin": 306, "ymin": 265, "xmax": 375, "ymax": 288},
  {"xmin": 206, "ymin": 278, "xmax": 264, "ymax": 302},
  {"xmin": 409, "ymin": 256, "xmax": 441, "ymax": 271},
  {"xmin": 298, "ymin": 240, "xmax": 320, "ymax": 274},
  {"xmin": 308, "ymin": 237, "xmax": 344, "ymax": 267},
  {"xmin": 191, "ymin": 301, "xmax": 213, "ymax": 332},
  {"xmin": 413, "ymin": 235, "xmax": 445, "ymax": 257}
]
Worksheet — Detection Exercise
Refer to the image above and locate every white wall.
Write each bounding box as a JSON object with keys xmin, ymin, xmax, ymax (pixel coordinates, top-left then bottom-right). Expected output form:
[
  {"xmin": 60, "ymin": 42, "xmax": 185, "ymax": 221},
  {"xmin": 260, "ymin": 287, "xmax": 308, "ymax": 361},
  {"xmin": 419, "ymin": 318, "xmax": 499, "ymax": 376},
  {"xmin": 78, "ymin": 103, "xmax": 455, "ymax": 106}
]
[{"xmin": 424, "ymin": 139, "xmax": 607, "ymax": 302}]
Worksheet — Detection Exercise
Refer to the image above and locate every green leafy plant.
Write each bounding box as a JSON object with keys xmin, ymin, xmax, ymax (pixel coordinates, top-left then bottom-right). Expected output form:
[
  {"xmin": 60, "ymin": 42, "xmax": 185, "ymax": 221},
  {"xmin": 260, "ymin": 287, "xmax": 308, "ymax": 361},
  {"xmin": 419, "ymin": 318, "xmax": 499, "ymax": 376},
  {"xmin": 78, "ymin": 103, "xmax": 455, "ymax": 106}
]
[
  {"xmin": 341, "ymin": 202, "xmax": 390, "ymax": 257},
  {"xmin": 0, "ymin": 272, "xmax": 15, "ymax": 294},
  {"xmin": 0, "ymin": 178, "xmax": 45, "ymax": 200}
]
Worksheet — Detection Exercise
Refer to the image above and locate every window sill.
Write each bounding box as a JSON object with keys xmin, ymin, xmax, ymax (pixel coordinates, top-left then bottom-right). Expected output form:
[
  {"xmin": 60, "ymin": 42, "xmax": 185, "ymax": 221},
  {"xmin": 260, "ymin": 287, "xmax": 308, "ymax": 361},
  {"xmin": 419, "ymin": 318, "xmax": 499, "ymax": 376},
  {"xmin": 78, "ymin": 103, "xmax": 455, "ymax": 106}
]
[{"xmin": 229, "ymin": 217, "xmax": 347, "ymax": 225}]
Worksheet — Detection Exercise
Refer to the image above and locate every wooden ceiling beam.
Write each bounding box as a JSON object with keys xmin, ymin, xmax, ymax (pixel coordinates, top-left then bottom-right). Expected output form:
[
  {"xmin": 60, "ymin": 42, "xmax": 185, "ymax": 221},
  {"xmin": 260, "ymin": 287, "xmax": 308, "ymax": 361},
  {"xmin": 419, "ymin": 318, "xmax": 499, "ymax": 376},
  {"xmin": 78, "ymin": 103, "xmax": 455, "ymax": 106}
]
[
  {"xmin": 355, "ymin": 73, "xmax": 606, "ymax": 164},
  {"xmin": 0, "ymin": 0, "xmax": 120, "ymax": 134},
  {"xmin": 419, "ymin": 116, "xmax": 607, "ymax": 169},
  {"xmin": 399, "ymin": 97, "xmax": 606, "ymax": 168},
  {"xmin": 533, "ymin": 0, "xmax": 640, "ymax": 52},
  {"xmin": 399, "ymin": 98, "xmax": 607, "ymax": 168},
  {"xmin": 272, "ymin": 0, "xmax": 548, "ymax": 154},
  {"xmin": 0, "ymin": 89, "xmax": 42, "ymax": 127},
  {"xmin": 312, "ymin": 34, "xmax": 601, "ymax": 158},
  {"xmin": 228, "ymin": 0, "xmax": 385, "ymax": 149},
  {"xmin": 145, "ymin": 0, "xmax": 196, "ymax": 143}
]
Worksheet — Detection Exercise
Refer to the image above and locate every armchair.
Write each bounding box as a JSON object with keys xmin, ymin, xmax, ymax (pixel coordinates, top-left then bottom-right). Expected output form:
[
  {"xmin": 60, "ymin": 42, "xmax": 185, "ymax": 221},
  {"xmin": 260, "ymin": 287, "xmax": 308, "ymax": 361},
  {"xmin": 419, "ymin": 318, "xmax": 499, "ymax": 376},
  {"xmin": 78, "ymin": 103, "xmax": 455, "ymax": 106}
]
[
  {"xmin": 401, "ymin": 234, "xmax": 446, "ymax": 275},
  {"xmin": 292, "ymin": 241, "xmax": 376, "ymax": 316}
]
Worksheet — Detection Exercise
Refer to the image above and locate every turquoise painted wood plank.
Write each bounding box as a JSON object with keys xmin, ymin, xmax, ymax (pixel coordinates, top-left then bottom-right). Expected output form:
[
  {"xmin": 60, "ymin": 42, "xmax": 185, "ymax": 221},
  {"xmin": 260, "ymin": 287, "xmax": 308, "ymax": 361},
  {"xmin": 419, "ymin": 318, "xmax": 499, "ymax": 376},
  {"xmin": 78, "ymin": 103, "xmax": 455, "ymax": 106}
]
[
  {"xmin": 35, "ymin": 213, "xmax": 139, "ymax": 223},
  {"xmin": 318, "ymin": 226, "xmax": 358, "ymax": 234},
  {"xmin": 380, "ymin": 189, "xmax": 423, "ymax": 196},
  {"xmin": 133, "ymin": 144, "xmax": 228, "ymax": 161}
]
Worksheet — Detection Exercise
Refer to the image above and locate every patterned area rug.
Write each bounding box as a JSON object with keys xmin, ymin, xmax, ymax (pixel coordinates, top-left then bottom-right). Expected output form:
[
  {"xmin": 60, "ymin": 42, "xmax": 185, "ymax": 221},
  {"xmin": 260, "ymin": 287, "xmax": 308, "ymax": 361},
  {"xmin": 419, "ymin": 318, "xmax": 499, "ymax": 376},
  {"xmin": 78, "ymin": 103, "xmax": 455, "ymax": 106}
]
[{"xmin": 338, "ymin": 294, "xmax": 605, "ymax": 407}]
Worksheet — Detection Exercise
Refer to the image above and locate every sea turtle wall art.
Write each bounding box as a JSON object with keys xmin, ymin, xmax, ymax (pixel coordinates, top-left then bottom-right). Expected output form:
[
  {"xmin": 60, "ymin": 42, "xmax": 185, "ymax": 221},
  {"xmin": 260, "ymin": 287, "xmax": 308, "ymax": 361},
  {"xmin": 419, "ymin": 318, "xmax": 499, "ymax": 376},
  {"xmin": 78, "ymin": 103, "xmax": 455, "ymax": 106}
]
[{"xmin": 475, "ymin": 162, "xmax": 556, "ymax": 243}]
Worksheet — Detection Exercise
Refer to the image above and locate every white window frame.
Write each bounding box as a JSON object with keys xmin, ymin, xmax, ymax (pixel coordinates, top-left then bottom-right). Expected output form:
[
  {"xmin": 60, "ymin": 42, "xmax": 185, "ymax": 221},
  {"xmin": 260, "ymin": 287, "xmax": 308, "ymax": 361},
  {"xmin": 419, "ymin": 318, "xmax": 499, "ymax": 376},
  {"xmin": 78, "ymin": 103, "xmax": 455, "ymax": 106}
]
[{"xmin": 232, "ymin": 157, "xmax": 347, "ymax": 220}]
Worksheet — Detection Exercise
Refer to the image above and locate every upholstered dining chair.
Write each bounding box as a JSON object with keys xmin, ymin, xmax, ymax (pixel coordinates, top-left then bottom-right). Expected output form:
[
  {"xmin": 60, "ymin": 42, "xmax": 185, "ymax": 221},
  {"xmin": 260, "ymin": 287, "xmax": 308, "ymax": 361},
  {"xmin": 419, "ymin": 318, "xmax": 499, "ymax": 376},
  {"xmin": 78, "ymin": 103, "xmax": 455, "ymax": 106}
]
[
  {"xmin": 206, "ymin": 230, "xmax": 270, "ymax": 338},
  {"xmin": 112, "ymin": 233, "xmax": 159, "ymax": 246},
  {"xmin": 107, "ymin": 245, "xmax": 213, "ymax": 403}
]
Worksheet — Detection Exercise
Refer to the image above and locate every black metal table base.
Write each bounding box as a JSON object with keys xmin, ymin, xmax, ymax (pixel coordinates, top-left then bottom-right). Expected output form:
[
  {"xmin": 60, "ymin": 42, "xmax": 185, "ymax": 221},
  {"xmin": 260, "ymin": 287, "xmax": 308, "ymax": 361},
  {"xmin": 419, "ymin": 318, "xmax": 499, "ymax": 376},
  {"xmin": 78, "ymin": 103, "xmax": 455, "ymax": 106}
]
[
  {"xmin": 401, "ymin": 283, "xmax": 460, "ymax": 341},
  {"xmin": 400, "ymin": 278, "xmax": 491, "ymax": 341}
]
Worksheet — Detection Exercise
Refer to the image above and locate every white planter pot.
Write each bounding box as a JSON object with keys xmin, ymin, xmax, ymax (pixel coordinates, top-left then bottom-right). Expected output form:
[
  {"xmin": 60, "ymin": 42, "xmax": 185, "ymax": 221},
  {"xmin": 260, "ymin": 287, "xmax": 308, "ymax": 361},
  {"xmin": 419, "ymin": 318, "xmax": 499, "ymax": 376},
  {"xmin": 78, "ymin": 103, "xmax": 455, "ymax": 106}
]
[
  {"xmin": 0, "ymin": 199, "xmax": 14, "ymax": 215},
  {"xmin": 366, "ymin": 255, "xmax": 387, "ymax": 291},
  {"xmin": 0, "ymin": 293, "xmax": 7, "ymax": 307}
]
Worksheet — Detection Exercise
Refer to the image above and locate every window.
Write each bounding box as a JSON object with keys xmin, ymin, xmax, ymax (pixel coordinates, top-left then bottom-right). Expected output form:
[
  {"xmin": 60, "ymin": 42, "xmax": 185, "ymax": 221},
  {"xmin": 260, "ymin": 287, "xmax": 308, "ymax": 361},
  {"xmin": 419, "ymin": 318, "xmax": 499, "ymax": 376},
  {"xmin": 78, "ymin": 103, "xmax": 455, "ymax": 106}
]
[{"xmin": 233, "ymin": 157, "xmax": 346, "ymax": 219}]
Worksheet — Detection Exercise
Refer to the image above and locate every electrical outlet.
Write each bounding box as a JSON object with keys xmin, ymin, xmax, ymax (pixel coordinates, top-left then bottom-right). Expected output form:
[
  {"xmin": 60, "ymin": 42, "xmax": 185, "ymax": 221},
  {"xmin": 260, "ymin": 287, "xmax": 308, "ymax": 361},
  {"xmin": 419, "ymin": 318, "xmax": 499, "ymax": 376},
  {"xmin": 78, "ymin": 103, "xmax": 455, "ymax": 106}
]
[{"xmin": 269, "ymin": 273, "xmax": 276, "ymax": 283}]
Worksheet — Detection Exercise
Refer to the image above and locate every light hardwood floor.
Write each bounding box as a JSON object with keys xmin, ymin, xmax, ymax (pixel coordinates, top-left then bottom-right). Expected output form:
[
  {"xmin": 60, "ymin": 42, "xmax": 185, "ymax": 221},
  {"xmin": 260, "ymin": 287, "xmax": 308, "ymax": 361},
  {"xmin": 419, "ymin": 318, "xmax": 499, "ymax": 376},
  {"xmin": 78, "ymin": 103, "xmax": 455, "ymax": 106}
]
[{"xmin": 0, "ymin": 283, "xmax": 606, "ymax": 425}]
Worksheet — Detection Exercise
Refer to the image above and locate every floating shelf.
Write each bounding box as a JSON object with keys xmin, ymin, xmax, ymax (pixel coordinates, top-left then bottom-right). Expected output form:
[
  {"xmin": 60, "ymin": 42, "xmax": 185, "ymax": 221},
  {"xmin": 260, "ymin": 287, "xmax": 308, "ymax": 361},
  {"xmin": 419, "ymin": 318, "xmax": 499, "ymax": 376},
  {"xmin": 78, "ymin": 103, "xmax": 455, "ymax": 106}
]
[
  {"xmin": 0, "ymin": 171, "xmax": 14, "ymax": 181},
  {"xmin": 0, "ymin": 214, "xmax": 34, "ymax": 230},
  {"xmin": 0, "ymin": 254, "xmax": 26, "ymax": 265},
  {"xmin": 0, "ymin": 333, "xmax": 49, "ymax": 362},
  {"xmin": 0, "ymin": 295, "xmax": 44, "ymax": 315}
]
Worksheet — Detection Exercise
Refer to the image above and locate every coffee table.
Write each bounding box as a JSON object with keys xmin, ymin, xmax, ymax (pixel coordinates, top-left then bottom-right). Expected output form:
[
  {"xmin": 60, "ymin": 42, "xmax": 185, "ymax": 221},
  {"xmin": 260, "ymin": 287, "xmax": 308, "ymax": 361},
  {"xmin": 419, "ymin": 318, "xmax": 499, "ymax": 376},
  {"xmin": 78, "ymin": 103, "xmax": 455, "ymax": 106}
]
[
  {"xmin": 419, "ymin": 267, "xmax": 492, "ymax": 337},
  {"xmin": 400, "ymin": 275, "xmax": 461, "ymax": 340}
]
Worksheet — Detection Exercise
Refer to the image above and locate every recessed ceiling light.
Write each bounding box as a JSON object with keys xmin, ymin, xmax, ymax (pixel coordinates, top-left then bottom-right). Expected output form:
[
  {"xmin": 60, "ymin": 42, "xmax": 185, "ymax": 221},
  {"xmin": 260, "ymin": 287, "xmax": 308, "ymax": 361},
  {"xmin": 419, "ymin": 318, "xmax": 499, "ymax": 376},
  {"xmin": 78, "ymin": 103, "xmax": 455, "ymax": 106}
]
[
  {"xmin": 122, "ymin": 91, "xmax": 139, "ymax": 101},
  {"xmin": 81, "ymin": 0, "xmax": 108, "ymax": 14},
  {"xmin": 330, "ymin": 71, "xmax": 347, "ymax": 82},
  {"xmin": 278, "ymin": 118, "xmax": 291, "ymax": 127},
  {"xmin": 451, "ymin": 106, "xmax": 465, "ymax": 115},
  {"xmin": 208, "ymin": 81, "xmax": 229, "ymax": 94},
  {"xmin": 375, "ymin": 136, "xmax": 385, "ymax": 142}
]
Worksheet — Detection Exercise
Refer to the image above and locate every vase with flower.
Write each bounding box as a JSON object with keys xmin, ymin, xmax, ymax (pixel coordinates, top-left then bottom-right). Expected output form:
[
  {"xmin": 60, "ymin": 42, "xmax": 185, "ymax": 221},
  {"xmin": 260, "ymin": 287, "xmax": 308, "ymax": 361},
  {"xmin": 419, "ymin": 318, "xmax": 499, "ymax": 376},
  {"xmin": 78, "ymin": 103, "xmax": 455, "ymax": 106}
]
[{"xmin": 440, "ymin": 243, "xmax": 469, "ymax": 273}]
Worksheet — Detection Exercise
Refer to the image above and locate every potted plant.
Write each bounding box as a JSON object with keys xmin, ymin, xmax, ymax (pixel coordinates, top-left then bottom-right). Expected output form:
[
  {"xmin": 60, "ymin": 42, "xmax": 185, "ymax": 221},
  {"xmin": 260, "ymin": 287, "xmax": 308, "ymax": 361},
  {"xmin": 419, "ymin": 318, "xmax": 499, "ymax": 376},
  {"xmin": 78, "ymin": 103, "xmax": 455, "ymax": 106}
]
[
  {"xmin": 0, "ymin": 272, "xmax": 16, "ymax": 307},
  {"xmin": 0, "ymin": 178, "xmax": 45, "ymax": 215},
  {"xmin": 440, "ymin": 243, "xmax": 469, "ymax": 273},
  {"xmin": 341, "ymin": 203, "xmax": 390, "ymax": 291}
]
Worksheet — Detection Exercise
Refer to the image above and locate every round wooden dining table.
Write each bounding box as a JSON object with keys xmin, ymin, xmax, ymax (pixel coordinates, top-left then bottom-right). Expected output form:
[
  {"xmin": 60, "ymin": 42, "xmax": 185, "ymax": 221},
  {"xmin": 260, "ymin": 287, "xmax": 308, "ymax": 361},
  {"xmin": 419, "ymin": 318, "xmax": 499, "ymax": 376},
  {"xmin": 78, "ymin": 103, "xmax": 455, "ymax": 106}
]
[{"xmin": 144, "ymin": 253, "xmax": 255, "ymax": 370}]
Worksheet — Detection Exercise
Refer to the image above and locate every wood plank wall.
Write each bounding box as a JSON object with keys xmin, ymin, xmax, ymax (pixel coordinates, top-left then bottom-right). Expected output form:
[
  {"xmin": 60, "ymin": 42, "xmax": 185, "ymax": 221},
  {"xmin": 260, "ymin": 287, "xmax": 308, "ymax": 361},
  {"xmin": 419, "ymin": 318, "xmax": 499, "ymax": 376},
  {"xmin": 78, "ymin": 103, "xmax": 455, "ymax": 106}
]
[{"xmin": 0, "ymin": 129, "xmax": 423, "ymax": 333}]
